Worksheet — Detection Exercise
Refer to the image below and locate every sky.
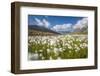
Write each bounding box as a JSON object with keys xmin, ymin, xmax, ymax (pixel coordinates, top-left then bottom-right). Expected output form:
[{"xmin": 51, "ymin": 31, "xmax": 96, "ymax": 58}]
[{"xmin": 28, "ymin": 15, "xmax": 88, "ymax": 32}]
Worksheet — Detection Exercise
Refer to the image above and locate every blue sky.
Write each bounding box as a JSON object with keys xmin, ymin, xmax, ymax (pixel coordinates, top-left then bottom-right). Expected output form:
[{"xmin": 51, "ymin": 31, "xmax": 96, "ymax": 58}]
[{"xmin": 28, "ymin": 15, "xmax": 87, "ymax": 32}]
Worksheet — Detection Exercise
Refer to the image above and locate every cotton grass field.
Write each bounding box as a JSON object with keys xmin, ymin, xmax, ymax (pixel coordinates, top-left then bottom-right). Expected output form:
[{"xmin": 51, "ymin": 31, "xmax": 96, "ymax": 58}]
[{"xmin": 28, "ymin": 34, "xmax": 88, "ymax": 60}]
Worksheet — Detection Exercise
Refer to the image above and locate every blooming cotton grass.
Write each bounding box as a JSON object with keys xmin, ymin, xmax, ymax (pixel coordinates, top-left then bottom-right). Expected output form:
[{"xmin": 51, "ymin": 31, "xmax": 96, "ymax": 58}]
[{"xmin": 28, "ymin": 35, "xmax": 88, "ymax": 60}]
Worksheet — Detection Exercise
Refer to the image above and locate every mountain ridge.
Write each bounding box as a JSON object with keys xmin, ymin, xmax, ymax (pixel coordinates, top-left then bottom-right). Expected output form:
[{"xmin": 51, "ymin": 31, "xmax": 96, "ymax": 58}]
[{"xmin": 28, "ymin": 25, "xmax": 61, "ymax": 35}]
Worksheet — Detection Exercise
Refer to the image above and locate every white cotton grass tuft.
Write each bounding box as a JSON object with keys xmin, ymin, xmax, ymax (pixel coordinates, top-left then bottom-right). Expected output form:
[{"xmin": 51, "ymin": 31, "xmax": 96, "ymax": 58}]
[
  {"xmin": 57, "ymin": 57, "xmax": 61, "ymax": 60},
  {"xmin": 29, "ymin": 53, "xmax": 39, "ymax": 60}
]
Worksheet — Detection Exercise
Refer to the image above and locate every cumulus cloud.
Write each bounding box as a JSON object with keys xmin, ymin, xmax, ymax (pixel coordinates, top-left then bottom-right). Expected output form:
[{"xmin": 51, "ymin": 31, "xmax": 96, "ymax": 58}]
[
  {"xmin": 34, "ymin": 18, "xmax": 50, "ymax": 28},
  {"xmin": 73, "ymin": 18, "xmax": 88, "ymax": 30},
  {"xmin": 51, "ymin": 23, "xmax": 72, "ymax": 32},
  {"xmin": 34, "ymin": 17, "xmax": 87, "ymax": 33},
  {"xmin": 51, "ymin": 18, "xmax": 88, "ymax": 33}
]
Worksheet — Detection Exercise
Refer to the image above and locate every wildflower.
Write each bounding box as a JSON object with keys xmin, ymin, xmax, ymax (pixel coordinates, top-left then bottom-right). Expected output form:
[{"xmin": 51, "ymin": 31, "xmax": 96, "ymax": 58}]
[
  {"xmin": 50, "ymin": 56, "xmax": 53, "ymax": 60},
  {"xmin": 41, "ymin": 56, "xmax": 45, "ymax": 60},
  {"xmin": 47, "ymin": 49, "xmax": 50, "ymax": 53},
  {"xmin": 54, "ymin": 48, "xmax": 58, "ymax": 52},
  {"xmin": 68, "ymin": 45, "xmax": 72, "ymax": 49},
  {"xmin": 50, "ymin": 40, "xmax": 55, "ymax": 45},
  {"xmin": 75, "ymin": 50, "xmax": 78, "ymax": 52},
  {"xmin": 39, "ymin": 53, "xmax": 42, "ymax": 56},
  {"xmin": 39, "ymin": 50, "xmax": 43, "ymax": 52},
  {"xmin": 59, "ymin": 48, "xmax": 62, "ymax": 52},
  {"xmin": 69, "ymin": 50, "xmax": 71, "ymax": 53},
  {"xmin": 57, "ymin": 57, "xmax": 61, "ymax": 60},
  {"xmin": 28, "ymin": 34, "xmax": 88, "ymax": 60},
  {"xmin": 29, "ymin": 53, "xmax": 39, "ymax": 60}
]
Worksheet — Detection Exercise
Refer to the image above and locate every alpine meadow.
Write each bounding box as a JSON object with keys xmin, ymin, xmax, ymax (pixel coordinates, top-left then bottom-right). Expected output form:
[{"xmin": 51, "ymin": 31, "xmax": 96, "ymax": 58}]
[{"xmin": 28, "ymin": 15, "xmax": 88, "ymax": 60}]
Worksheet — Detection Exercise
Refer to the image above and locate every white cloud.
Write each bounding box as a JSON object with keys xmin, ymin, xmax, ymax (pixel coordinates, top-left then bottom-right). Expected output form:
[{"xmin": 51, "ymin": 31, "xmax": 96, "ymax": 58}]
[
  {"xmin": 35, "ymin": 18, "xmax": 43, "ymax": 26},
  {"xmin": 51, "ymin": 23, "xmax": 72, "ymax": 32},
  {"xmin": 51, "ymin": 18, "xmax": 88, "ymax": 32},
  {"xmin": 73, "ymin": 18, "xmax": 88, "ymax": 30},
  {"xmin": 43, "ymin": 19, "xmax": 50, "ymax": 28},
  {"xmin": 34, "ymin": 17, "xmax": 87, "ymax": 33},
  {"xmin": 34, "ymin": 18, "xmax": 50, "ymax": 28}
]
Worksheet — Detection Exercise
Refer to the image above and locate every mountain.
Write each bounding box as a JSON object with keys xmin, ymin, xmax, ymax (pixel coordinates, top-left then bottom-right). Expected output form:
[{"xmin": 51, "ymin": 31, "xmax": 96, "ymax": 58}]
[
  {"xmin": 28, "ymin": 25, "xmax": 88, "ymax": 36},
  {"xmin": 56, "ymin": 31, "xmax": 72, "ymax": 34},
  {"xmin": 80, "ymin": 26, "xmax": 88, "ymax": 33},
  {"xmin": 74, "ymin": 26, "xmax": 88, "ymax": 34},
  {"xmin": 28, "ymin": 25, "xmax": 61, "ymax": 36}
]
